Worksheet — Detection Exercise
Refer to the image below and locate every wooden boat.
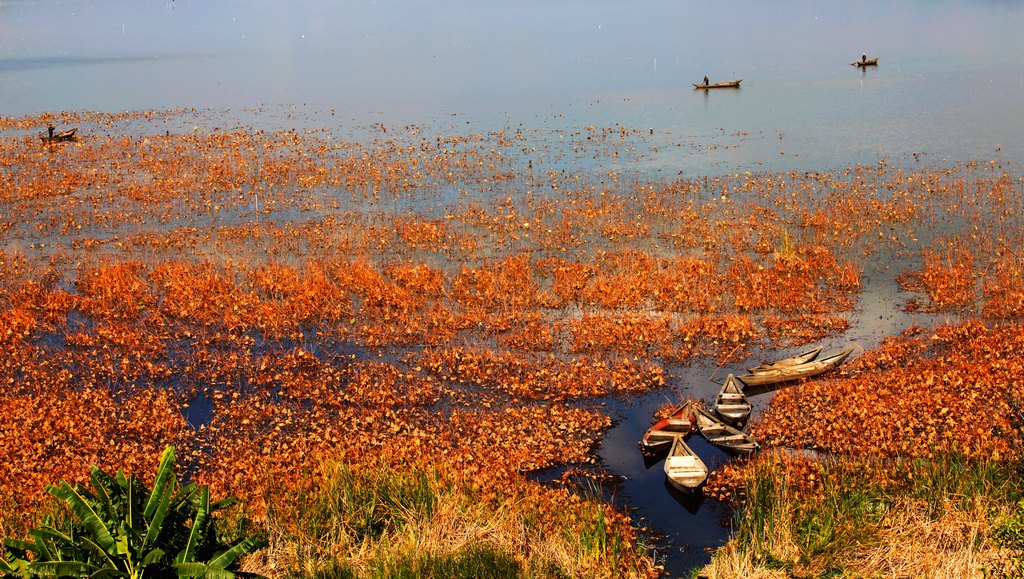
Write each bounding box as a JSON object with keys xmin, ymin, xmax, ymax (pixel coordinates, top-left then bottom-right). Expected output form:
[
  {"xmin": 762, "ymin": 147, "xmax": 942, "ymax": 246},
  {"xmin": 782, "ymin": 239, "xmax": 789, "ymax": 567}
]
[
  {"xmin": 39, "ymin": 128, "xmax": 78, "ymax": 142},
  {"xmin": 737, "ymin": 346, "xmax": 855, "ymax": 388},
  {"xmin": 692, "ymin": 404, "xmax": 759, "ymax": 454},
  {"xmin": 639, "ymin": 400, "xmax": 696, "ymax": 456},
  {"xmin": 852, "ymin": 57, "xmax": 879, "ymax": 67},
  {"xmin": 712, "ymin": 374, "xmax": 751, "ymax": 425},
  {"xmin": 747, "ymin": 345, "xmax": 824, "ymax": 374},
  {"xmin": 693, "ymin": 79, "xmax": 742, "ymax": 89},
  {"xmin": 663, "ymin": 435, "xmax": 708, "ymax": 490}
]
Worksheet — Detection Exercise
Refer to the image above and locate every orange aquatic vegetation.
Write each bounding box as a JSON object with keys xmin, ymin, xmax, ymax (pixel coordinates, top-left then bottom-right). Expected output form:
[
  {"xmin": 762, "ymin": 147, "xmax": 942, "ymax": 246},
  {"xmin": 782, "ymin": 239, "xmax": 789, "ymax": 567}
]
[
  {"xmin": 898, "ymin": 240, "xmax": 976, "ymax": 312},
  {"xmin": 751, "ymin": 320, "xmax": 1024, "ymax": 464},
  {"xmin": 4, "ymin": 109, "xmax": 1024, "ymax": 563}
]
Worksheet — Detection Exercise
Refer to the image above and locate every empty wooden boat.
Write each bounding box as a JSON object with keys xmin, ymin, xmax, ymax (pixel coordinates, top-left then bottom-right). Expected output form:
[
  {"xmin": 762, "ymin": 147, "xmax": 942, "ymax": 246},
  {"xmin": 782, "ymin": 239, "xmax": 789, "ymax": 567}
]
[
  {"xmin": 713, "ymin": 374, "xmax": 751, "ymax": 424},
  {"xmin": 852, "ymin": 57, "xmax": 879, "ymax": 67},
  {"xmin": 639, "ymin": 400, "xmax": 696, "ymax": 456},
  {"xmin": 747, "ymin": 345, "xmax": 824, "ymax": 374},
  {"xmin": 693, "ymin": 79, "xmax": 742, "ymax": 89},
  {"xmin": 692, "ymin": 404, "xmax": 759, "ymax": 454},
  {"xmin": 737, "ymin": 346, "xmax": 855, "ymax": 387},
  {"xmin": 664, "ymin": 435, "xmax": 708, "ymax": 490}
]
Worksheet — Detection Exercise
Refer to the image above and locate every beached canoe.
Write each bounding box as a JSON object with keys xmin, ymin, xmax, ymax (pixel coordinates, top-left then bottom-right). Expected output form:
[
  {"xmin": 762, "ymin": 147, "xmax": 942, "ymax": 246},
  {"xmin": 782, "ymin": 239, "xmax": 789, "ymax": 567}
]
[
  {"xmin": 39, "ymin": 128, "xmax": 77, "ymax": 142},
  {"xmin": 639, "ymin": 400, "xmax": 696, "ymax": 456},
  {"xmin": 852, "ymin": 57, "xmax": 879, "ymax": 67},
  {"xmin": 664, "ymin": 435, "xmax": 708, "ymax": 490},
  {"xmin": 712, "ymin": 374, "xmax": 751, "ymax": 425},
  {"xmin": 693, "ymin": 79, "xmax": 742, "ymax": 89},
  {"xmin": 692, "ymin": 404, "xmax": 759, "ymax": 454},
  {"xmin": 747, "ymin": 345, "xmax": 824, "ymax": 374},
  {"xmin": 737, "ymin": 346, "xmax": 855, "ymax": 387}
]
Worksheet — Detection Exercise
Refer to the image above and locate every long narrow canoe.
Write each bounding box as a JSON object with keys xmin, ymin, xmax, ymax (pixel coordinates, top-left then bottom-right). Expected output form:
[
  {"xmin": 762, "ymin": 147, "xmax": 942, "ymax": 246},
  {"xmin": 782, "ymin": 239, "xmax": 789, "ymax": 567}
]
[
  {"xmin": 694, "ymin": 79, "xmax": 742, "ymax": 89},
  {"xmin": 712, "ymin": 374, "xmax": 751, "ymax": 425},
  {"xmin": 737, "ymin": 346, "xmax": 855, "ymax": 387},
  {"xmin": 692, "ymin": 404, "xmax": 759, "ymax": 455},
  {"xmin": 664, "ymin": 435, "xmax": 708, "ymax": 490},
  {"xmin": 852, "ymin": 57, "xmax": 879, "ymax": 67},
  {"xmin": 747, "ymin": 345, "xmax": 824, "ymax": 374},
  {"xmin": 39, "ymin": 128, "xmax": 78, "ymax": 142},
  {"xmin": 639, "ymin": 400, "xmax": 696, "ymax": 456}
]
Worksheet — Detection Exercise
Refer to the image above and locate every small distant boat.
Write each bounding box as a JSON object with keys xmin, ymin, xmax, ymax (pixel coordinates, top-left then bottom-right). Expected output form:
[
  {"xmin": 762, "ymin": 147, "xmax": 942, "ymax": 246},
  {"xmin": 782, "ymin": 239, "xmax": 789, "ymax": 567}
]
[
  {"xmin": 694, "ymin": 79, "xmax": 742, "ymax": 89},
  {"xmin": 40, "ymin": 128, "xmax": 78, "ymax": 142},
  {"xmin": 664, "ymin": 435, "xmax": 708, "ymax": 491},
  {"xmin": 713, "ymin": 374, "xmax": 751, "ymax": 425},
  {"xmin": 639, "ymin": 400, "xmax": 696, "ymax": 456},
  {"xmin": 747, "ymin": 345, "xmax": 824, "ymax": 374},
  {"xmin": 692, "ymin": 404, "xmax": 759, "ymax": 454},
  {"xmin": 852, "ymin": 57, "xmax": 879, "ymax": 67},
  {"xmin": 737, "ymin": 346, "xmax": 855, "ymax": 388}
]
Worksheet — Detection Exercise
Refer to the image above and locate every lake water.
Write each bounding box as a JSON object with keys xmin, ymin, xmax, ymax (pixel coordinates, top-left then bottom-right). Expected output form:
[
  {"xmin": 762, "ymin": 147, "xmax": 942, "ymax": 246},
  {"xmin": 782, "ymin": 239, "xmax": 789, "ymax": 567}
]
[
  {"xmin": 4, "ymin": 0, "xmax": 1024, "ymax": 174},
  {"xmin": 4, "ymin": 0, "xmax": 1023, "ymax": 574}
]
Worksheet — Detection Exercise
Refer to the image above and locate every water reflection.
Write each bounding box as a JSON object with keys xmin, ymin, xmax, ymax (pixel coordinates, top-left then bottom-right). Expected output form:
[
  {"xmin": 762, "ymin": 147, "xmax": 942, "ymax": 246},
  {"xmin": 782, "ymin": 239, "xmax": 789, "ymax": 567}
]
[{"xmin": 664, "ymin": 480, "xmax": 705, "ymax": 516}]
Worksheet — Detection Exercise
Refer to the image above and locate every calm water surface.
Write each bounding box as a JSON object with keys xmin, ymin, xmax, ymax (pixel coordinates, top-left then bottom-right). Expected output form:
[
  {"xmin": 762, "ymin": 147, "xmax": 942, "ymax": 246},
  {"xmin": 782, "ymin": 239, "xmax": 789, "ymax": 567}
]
[
  {"xmin": 4, "ymin": 1, "xmax": 1022, "ymax": 575},
  {"xmin": 3, "ymin": 0, "xmax": 1023, "ymax": 173}
]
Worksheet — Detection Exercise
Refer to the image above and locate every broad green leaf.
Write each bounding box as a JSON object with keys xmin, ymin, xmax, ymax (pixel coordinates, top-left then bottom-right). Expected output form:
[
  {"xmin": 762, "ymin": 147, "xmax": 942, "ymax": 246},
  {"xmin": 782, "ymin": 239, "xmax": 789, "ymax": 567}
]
[
  {"xmin": 206, "ymin": 535, "xmax": 267, "ymax": 570},
  {"xmin": 48, "ymin": 481, "xmax": 117, "ymax": 555},
  {"xmin": 29, "ymin": 559, "xmax": 102, "ymax": 576},
  {"xmin": 175, "ymin": 561, "xmax": 239, "ymax": 578},
  {"xmin": 209, "ymin": 497, "xmax": 238, "ymax": 512},
  {"xmin": 144, "ymin": 446, "xmax": 177, "ymax": 520},
  {"xmin": 78, "ymin": 535, "xmax": 122, "ymax": 571},
  {"xmin": 176, "ymin": 486, "xmax": 210, "ymax": 564},
  {"xmin": 140, "ymin": 547, "xmax": 166, "ymax": 567},
  {"xmin": 171, "ymin": 483, "xmax": 200, "ymax": 511},
  {"xmin": 89, "ymin": 466, "xmax": 118, "ymax": 517},
  {"xmin": 141, "ymin": 475, "xmax": 174, "ymax": 554},
  {"xmin": 3, "ymin": 537, "xmax": 36, "ymax": 555}
]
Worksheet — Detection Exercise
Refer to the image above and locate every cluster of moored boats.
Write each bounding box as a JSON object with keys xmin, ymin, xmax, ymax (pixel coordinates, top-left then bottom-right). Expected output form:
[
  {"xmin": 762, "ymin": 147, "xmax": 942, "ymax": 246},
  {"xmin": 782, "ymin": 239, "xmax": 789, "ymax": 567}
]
[{"xmin": 640, "ymin": 344, "xmax": 856, "ymax": 491}]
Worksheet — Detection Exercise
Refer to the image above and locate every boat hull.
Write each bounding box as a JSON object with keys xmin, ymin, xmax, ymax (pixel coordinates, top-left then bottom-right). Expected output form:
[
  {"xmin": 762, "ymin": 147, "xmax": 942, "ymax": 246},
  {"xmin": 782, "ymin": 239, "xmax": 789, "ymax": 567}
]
[
  {"xmin": 737, "ymin": 346, "xmax": 854, "ymax": 387},
  {"xmin": 694, "ymin": 79, "xmax": 742, "ymax": 89},
  {"xmin": 664, "ymin": 436, "xmax": 708, "ymax": 490}
]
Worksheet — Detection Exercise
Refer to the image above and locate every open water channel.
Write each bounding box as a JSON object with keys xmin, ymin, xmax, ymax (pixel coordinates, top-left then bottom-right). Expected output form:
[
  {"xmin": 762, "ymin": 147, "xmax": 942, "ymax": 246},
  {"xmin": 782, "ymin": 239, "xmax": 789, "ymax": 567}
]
[{"xmin": 4, "ymin": 0, "xmax": 1024, "ymax": 575}]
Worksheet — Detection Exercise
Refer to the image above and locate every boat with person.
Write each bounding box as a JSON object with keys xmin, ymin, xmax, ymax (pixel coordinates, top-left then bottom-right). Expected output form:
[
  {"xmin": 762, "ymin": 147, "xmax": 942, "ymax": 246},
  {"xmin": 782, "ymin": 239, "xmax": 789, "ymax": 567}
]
[
  {"xmin": 663, "ymin": 435, "xmax": 708, "ymax": 491},
  {"xmin": 639, "ymin": 400, "xmax": 696, "ymax": 456},
  {"xmin": 39, "ymin": 127, "xmax": 78, "ymax": 142},
  {"xmin": 747, "ymin": 345, "xmax": 824, "ymax": 374},
  {"xmin": 693, "ymin": 79, "xmax": 742, "ymax": 89},
  {"xmin": 692, "ymin": 404, "xmax": 759, "ymax": 454},
  {"xmin": 853, "ymin": 57, "xmax": 879, "ymax": 67},
  {"xmin": 737, "ymin": 345, "xmax": 855, "ymax": 388},
  {"xmin": 712, "ymin": 374, "xmax": 751, "ymax": 425}
]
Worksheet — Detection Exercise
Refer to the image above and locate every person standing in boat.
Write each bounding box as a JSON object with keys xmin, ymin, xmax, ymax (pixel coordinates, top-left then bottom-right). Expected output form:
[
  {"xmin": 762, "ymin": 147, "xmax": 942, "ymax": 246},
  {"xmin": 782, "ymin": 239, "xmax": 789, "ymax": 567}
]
[
  {"xmin": 861, "ymin": 53, "xmax": 867, "ymax": 63},
  {"xmin": 703, "ymin": 75, "xmax": 709, "ymax": 86},
  {"xmin": 47, "ymin": 125, "xmax": 55, "ymax": 138}
]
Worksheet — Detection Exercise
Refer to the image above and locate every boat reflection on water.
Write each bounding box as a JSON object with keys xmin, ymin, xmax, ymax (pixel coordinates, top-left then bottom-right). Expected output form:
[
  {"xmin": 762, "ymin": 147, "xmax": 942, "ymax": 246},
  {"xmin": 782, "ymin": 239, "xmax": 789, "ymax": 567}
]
[{"xmin": 664, "ymin": 479, "xmax": 706, "ymax": 515}]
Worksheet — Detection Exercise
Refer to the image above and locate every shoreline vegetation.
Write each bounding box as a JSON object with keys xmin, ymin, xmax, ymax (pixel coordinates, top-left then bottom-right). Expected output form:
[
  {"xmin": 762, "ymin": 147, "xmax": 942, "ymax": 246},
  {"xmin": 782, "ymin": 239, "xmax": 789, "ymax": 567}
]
[{"xmin": 1, "ymin": 109, "xmax": 1023, "ymax": 577}]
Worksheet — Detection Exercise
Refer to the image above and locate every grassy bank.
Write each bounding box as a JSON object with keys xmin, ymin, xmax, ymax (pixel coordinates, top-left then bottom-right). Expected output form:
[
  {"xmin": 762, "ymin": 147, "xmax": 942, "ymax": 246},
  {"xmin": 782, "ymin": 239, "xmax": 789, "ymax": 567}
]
[
  {"xmin": 241, "ymin": 457, "xmax": 656, "ymax": 578},
  {"xmin": 700, "ymin": 321, "xmax": 1024, "ymax": 578}
]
